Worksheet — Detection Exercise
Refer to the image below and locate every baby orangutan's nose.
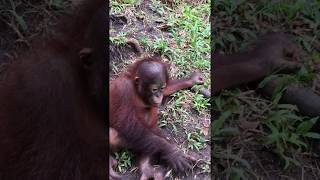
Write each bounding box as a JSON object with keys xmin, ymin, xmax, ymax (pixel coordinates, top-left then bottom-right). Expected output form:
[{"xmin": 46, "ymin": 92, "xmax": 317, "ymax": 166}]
[{"xmin": 153, "ymin": 95, "xmax": 163, "ymax": 105}]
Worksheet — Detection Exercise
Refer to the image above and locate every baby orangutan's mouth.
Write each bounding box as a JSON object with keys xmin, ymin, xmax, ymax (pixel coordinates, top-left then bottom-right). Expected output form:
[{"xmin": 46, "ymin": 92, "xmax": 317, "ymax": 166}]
[{"xmin": 152, "ymin": 102, "xmax": 161, "ymax": 107}]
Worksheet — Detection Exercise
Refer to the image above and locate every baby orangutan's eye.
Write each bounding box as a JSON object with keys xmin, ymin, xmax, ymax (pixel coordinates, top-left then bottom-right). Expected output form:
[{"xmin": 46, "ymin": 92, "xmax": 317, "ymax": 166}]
[{"xmin": 152, "ymin": 88, "xmax": 158, "ymax": 93}]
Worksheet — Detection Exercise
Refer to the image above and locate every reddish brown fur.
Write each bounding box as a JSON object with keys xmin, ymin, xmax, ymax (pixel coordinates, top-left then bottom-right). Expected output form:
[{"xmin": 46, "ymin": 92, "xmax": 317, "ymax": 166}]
[
  {"xmin": 110, "ymin": 57, "xmax": 168, "ymax": 134},
  {"xmin": 0, "ymin": 1, "xmax": 107, "ymax": 180},
  {"xmin": 109, "ymin": 56, "xmax": 203, "ymax": 176}
]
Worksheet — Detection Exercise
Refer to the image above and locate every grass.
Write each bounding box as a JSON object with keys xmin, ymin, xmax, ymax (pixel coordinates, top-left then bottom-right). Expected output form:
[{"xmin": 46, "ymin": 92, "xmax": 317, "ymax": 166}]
[
  {"xmin": 110, "ymin": 32, "xmax": 128, "ymax": 46},
  {"xmin": 114, "ymin": 150, "xmax": 134, "ymax": 173},
  {"xmin": 110, "ymin": 0, "xmax": 211, "ymax": 178},
  {"xmin": 262, "ymin": 107, "xmax": 320, "ymax": 169},
  {"xmin": 213, "ymin": 0, "xmax": 320, "ymax": 179},
  {"xmin": 110, "ymin": 0, "xmax": 139, "ymax": 14},
  {"xmin": 186, "ymin": 128, "xmax": 208, "ymax": 151},
  {"xmin": 0, "ymin": 0, "xmax": 70, "ymax": 49}
]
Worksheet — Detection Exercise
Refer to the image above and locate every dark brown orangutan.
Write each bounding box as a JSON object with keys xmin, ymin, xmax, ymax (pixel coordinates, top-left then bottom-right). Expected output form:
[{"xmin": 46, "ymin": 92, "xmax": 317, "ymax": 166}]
[
  {"xmin": 213, "ymin": 32, "xmax": 301, "ymax": 94},
  {"xmin": 0, "ymin": 0, "xmax": 107, "ymax": 180},
  {"xmin": 109, "ymin": 56, "xmax": 203, "ymax": 179}
]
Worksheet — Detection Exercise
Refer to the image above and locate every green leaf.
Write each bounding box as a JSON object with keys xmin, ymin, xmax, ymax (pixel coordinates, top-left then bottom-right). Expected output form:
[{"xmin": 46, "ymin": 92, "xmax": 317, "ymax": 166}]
[
  {"xmin": 276, "ymin": 104, "xmax": 298, "ymax": 111},
  {"xmin": 258, "ymin": 75, "xmax": 276, "ymax": 88},
  {"xmin": 288, "ymin": 133, "xmax": 307, "ymax": 149},
  {"xmin": 296, "ymin": 117, "xmax": 318, "ymax": 134},
  {"xmin": 212, "ymin": 111, "xmax": 231, "ymax": 135},
  {"xmin": 301, "ymin": 39, "xmax": 312, "ymax": 52},
  {"xmin": 229, "ymin": 167, "xmax": 246, "ymax": 180},
  {"xmin": 304, "ymin": 132, "xmax": 320, "ymax": 139},
  {"xmin": 264, "ymin": 131, "xmax": 280, "ymax": 145},
  {"xmin": 272, "ymin": 90, "xmax": 284, "ymax": 104},
  {"xmin": 51, "ymin": 0, "xmax": 63, "ymax": 9},
  {"xmin": 224, "ymin": 33, "xmax": 236, "ymax": 42},
  {"xmin": 9, "ymin": 10, "xmax": 28, "ymax": 33},
  {"xmin": 219, "ymin": 127, "xmax": 240, "ymax": 136}
]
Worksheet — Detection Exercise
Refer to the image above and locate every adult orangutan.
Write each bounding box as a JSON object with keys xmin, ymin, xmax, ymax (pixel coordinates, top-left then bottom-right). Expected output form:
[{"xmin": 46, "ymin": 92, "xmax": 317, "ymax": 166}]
[
  {"xmin": 0, "ymin": 0, "xmax": 107, "ymax": 179},
  {"xmin": 109, "ymin": 56, "xmax": 204, "ymax": 179}
]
